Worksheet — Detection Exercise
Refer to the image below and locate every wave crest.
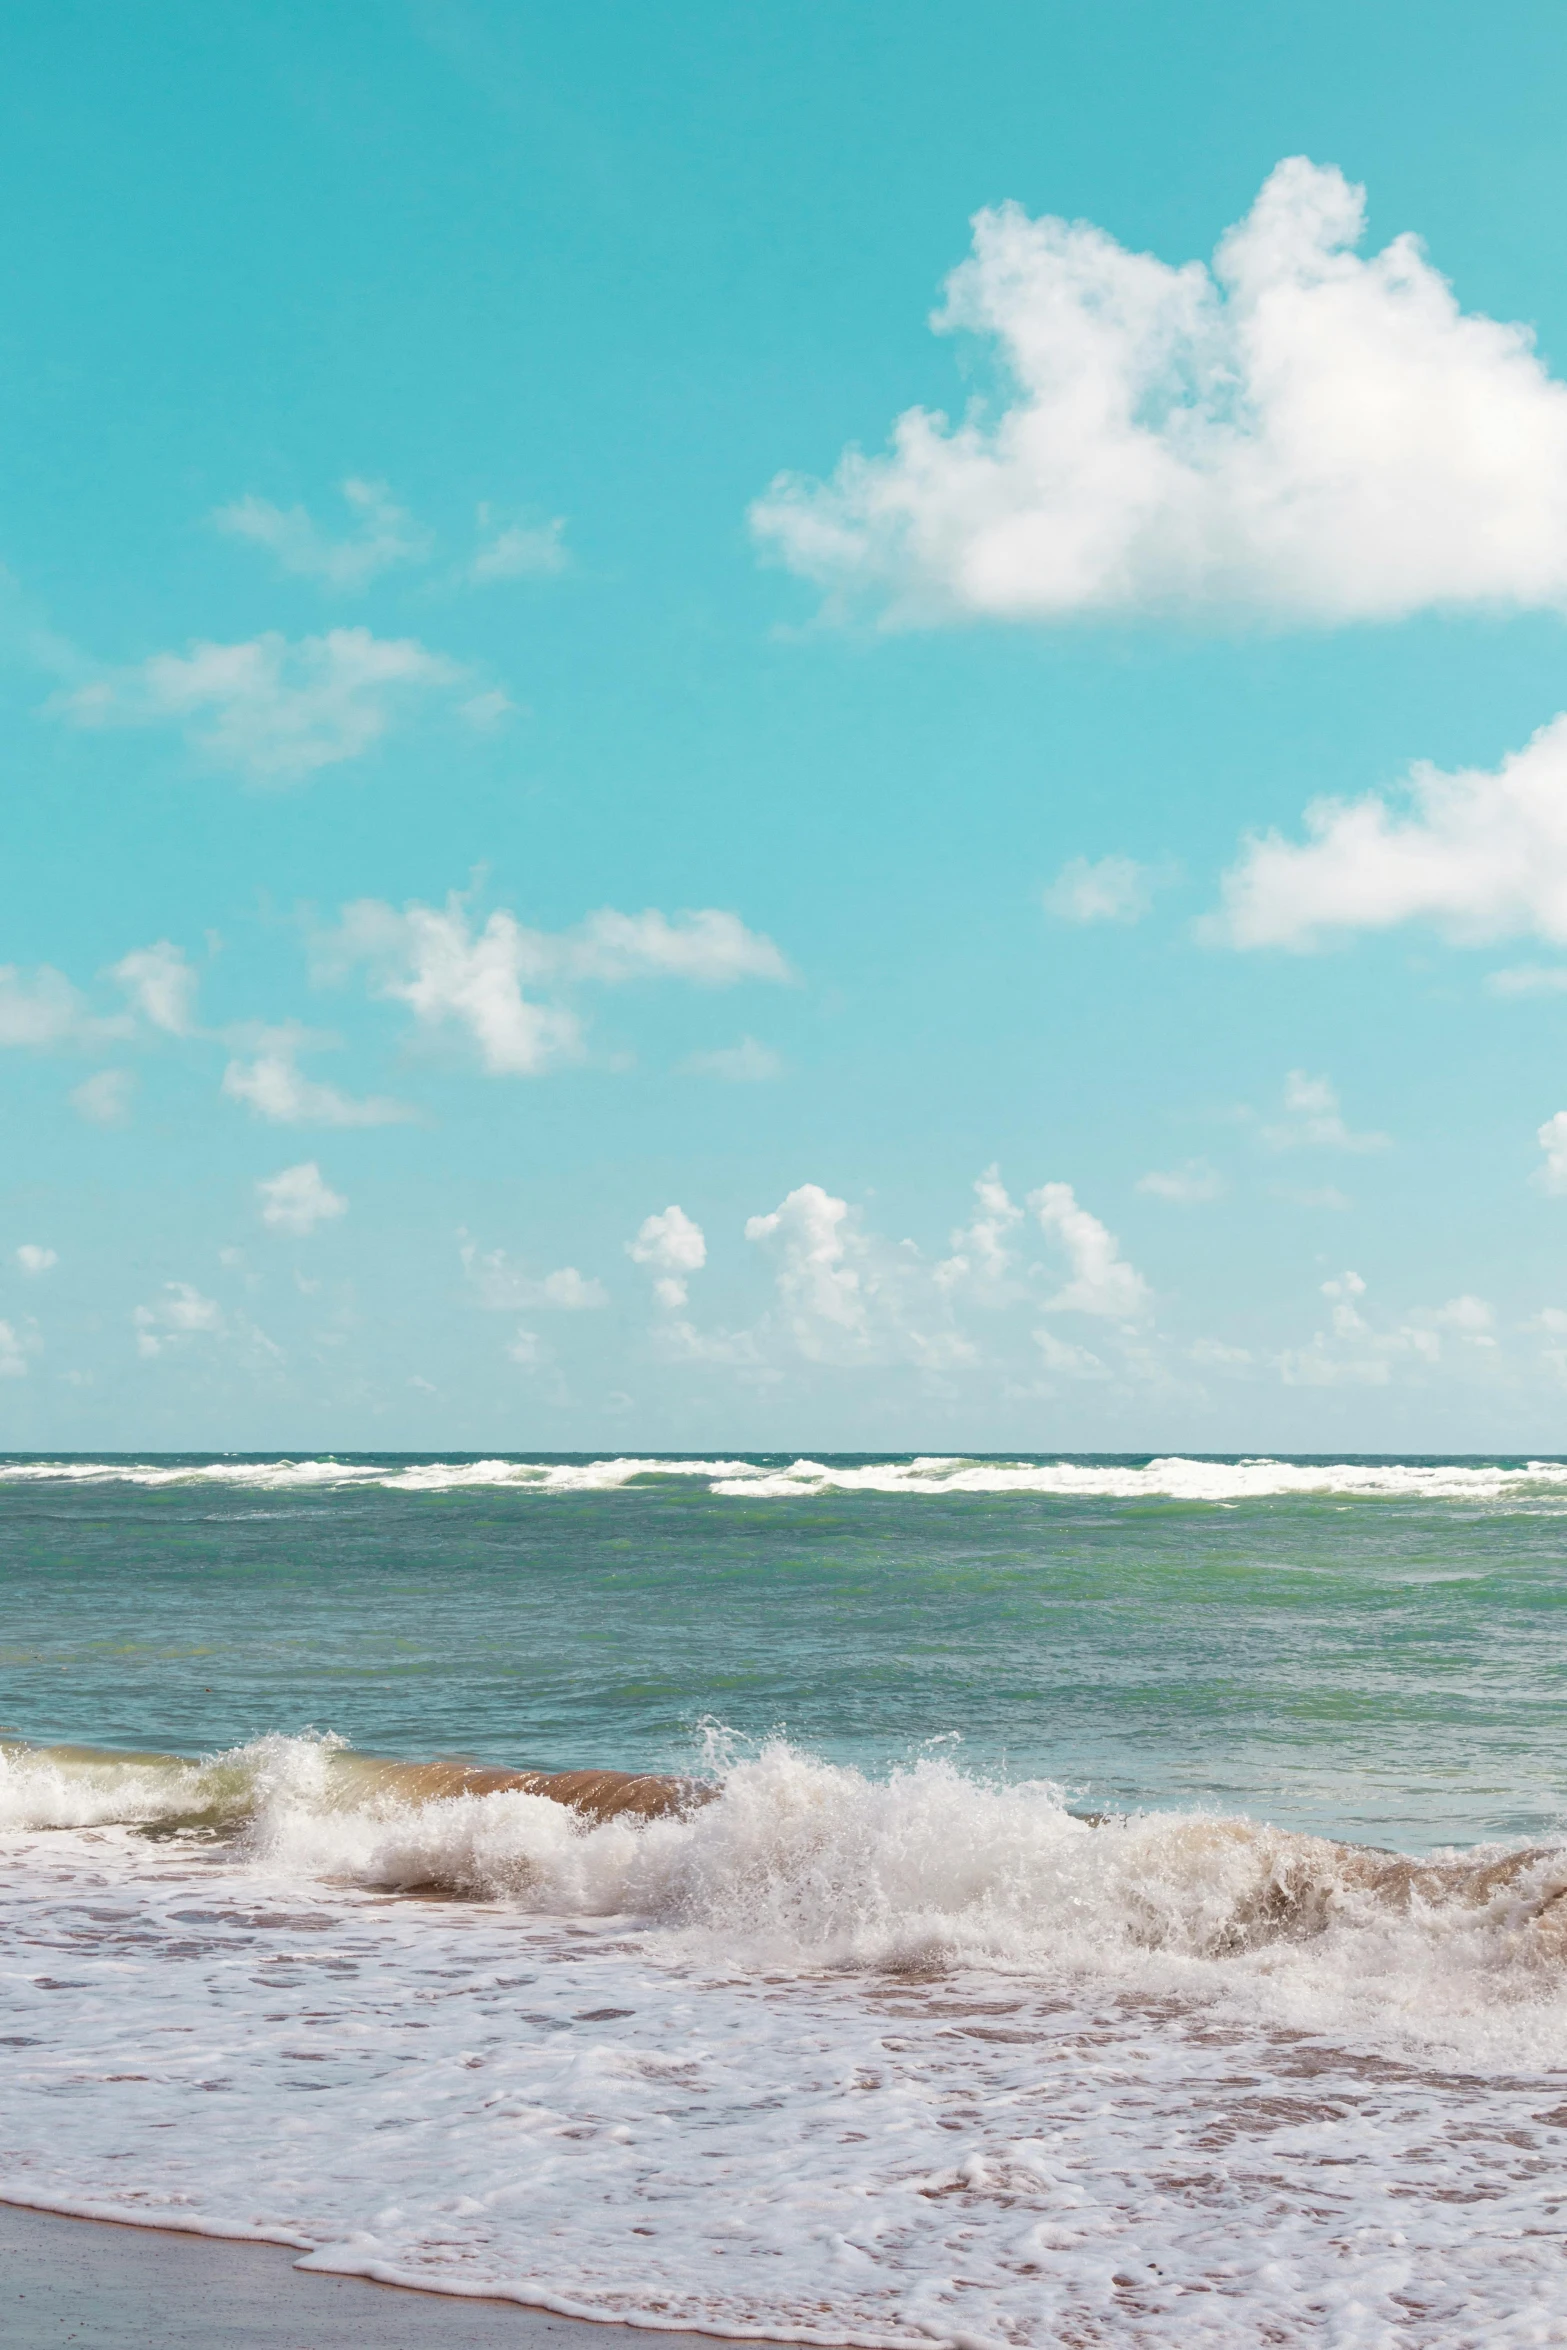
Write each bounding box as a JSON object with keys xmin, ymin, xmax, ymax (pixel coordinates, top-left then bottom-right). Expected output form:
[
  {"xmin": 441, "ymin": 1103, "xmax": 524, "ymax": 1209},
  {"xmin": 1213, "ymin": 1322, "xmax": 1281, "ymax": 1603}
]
[
  {"xmin": 7, "ymin": 1736, "xmax": 1567, "ymax": 2042},
  {"xmin": 6, "ymin": 1450, "xmax": 1567, "ymax": 1501}
]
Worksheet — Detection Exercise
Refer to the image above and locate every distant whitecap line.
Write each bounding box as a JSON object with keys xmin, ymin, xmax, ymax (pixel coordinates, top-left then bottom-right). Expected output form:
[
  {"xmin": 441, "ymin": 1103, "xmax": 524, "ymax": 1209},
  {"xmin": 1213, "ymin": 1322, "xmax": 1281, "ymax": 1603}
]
[{"xmin": 3, "ymin": 1452, "xmax": 1567, "ymax": 1501}]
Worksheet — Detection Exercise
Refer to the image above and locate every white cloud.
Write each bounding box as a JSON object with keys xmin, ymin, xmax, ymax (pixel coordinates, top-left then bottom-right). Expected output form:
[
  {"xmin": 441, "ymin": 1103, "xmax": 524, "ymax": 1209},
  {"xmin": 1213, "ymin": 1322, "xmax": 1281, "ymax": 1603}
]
[
  {"xmin": 460, "ymin": 1243, "xmax": 607, "ymax": 1310},
  {"xmin": 1137, "ymin": 1160, "xmax": 1224, "ymax": 1203},
  {"xmin": 328, "ymin": 899, "xmax": 583, "ymax": 1076},
  {"xmin": 256, "ymin": 1162, "xmax": 346, "ymax": 1237},
  {"xmin": 680, "ymin": 1036, "xmax": 784, "ymax": 1081},
  {"xmin": 0, "ymin": 965, "xmax": 126, "ymax": 1049},
  {"xmin": 1320, "ymin": 1268, "xmax": 1368, "ymax": 1336},
  {"xmin": 654, "ymin": 1318, "xmax": 769, "ymax": 1369},
  {"xmin": 16, "ymin": 1245, "xmax": 56, "ymax": 1275},
  {"xmin": 460, "ymin": 1244, "xmax": 532, "ymax": 1309},
  {"xmin": 1279, "ymin": 1342, "xmax": 1391, "ymax": 1388},
  {"xmin": 506, "ymin": 1328, "xmax": 552, "ymax": 1368},
  {"xmin": 752, "ymin": 158, "xmax": 1567, "ymax": 627},
  {"xmin": 1043, "ymin": 856, "xmax": 1158, "ymax": 924},
  {"xmin": 627, "ymin": 1205, "xmax": 707, "ymax": 1310},
  {"xmin": 52, "ymin": 628, "xmax": 465, "ymax": 783},
  {"xmin": 1028, "ymin": 1182, "xmax": 1150, "ymax": 1319},
  {"xmin": 1278, "ymin": 1273, "xmax": 1394, "ymax": 1384},
  {"xmin": 1536, "ymin": 1111, "xmax": 1567, "ymax": 1193},
  {"xmin": 746, "ymin": 1184, "xmax": 870, "ymax": 1359},
  {"xmin": 1190, "ymin": 1338, "xmax": 1253, "ymax": 1369},
  {"xmin": 1488, "ymin": 965, "xmax": 1567, "ymax": 997},
  {"xmin": 1212, "ymin": 713, "xmax": 1567, "ymax": 951},
  {"xmin": 561, "ymin": 909, "xmax": 792, "ymax": 986},
  {"xmin": 469, "ymin": 507, "xmax": 569, "ymax": 583},
  {"xmin": 641, "ymin": 1166, "xmax": 1167, "ymax": 1382},
  {"xmin": 1261, "ymin": 1071, "xmax": 1389, "ymax": 1153},
  {"xmin": 0, "ymin": 966, "xmax": 77, "ymax": 1045},
  {"xmin": 457, "ymin": 688, "xmax": 515, "ymax": 732},
  {"xmin": 905, "ymin": 1328, "xmax": 979, "ymax": 1373},
  {"xmin": 0, "ymin": 1318, "xmax": 33, "ymax": 1376},
  {"xmin": 111, "ymin": 940, "xmax": 197, "ymax": 1034},
  {"xmin": 71, "ymin": 1068, "xmax": 135, "ymax": 1125},
  {"xmin": 133, "ymin": 1281, "xmax": 224, "ymax": 1360},
  {"xmin": 936, "ymin": 1165, "xmax": 1024, "ymax": 1297},
  {"xmin": 1274, "ymin": 1272, "xmax": 1497, "ymax": 1384},
  {"xmin": 321, "ymin": 896, "xmax": 789, "ymax": 1076},
  {"xmin": 1430, "ymin": 1294, "xmax": 1496, "ymax": 1340},
  {"xmin": 214, "ymin": 478, "xmax": 430, "ymax": 590},
  {"xmin": 532, "ymin": 1267, "xmax": 608, "ymax": 1310},
  {"xmin": 221, "ymin": 1034, "xmax": 415, "ymax": 1127},
  {"xmin": 1033, "ymin": 1328, "xmax": 1112, "ymax": 1380}
]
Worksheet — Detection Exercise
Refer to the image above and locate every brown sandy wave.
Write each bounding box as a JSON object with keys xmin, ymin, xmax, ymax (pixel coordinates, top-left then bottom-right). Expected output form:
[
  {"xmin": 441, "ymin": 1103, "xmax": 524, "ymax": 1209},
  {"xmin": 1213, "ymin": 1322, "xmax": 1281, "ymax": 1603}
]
[
  {"xmin": 7, "ymin": 1738, "xmax": 1567, "ymax": 1962},
  {"xmin": 0, "ymin": 1738, "xmax": 714, "ymax": 1834},
  {"xmin": 323, "ymin": 1755, "xmax": 716, "ymax": 1823}
]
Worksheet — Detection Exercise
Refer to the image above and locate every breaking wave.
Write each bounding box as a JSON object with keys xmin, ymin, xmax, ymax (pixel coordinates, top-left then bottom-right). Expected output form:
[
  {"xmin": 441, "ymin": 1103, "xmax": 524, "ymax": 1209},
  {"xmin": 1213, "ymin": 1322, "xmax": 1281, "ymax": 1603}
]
[
  {"xmin": 5, "ymin": 1451, "xmax": 1567, "ymax": 1502},
  {"xmin": 7, "ymin": 1735, "xmax": 1567, "ymax": 2054}
]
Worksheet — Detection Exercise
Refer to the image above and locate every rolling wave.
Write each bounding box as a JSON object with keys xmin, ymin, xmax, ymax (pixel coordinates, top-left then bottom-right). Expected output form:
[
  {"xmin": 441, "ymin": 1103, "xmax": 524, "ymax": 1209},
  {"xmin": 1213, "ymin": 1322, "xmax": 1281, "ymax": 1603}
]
[
  {"xmin": 6, "ymin": 1734, "xmax": 1567, "ymax": 2030},
  {"xmin": 4, "ymin": 1451, "xmax": 1567, "ymax": 1500}
]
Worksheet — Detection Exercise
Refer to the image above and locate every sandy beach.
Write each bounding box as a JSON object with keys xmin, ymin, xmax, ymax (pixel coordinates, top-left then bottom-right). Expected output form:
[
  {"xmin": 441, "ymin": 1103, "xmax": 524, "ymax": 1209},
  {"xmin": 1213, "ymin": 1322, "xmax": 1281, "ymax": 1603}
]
[{"xmin": 0, "ymin": 2204, "xmax": 756, "ymax": 2350}]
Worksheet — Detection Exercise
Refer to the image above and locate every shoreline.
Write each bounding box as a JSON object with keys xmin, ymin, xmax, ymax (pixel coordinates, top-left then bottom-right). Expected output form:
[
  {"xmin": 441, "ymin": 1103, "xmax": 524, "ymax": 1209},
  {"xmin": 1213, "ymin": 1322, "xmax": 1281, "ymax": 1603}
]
[{"xmin": 0, "ymin": 2203, "xmax": 765, "ymax": 2350}]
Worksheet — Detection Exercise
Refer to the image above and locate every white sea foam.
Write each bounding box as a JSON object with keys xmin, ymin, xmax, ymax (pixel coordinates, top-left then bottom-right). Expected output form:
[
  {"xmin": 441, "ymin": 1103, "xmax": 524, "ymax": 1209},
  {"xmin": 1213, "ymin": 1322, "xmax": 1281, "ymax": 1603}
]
[
  {"xmin": 0, "ymin": 1454, "xmax": 758, "ymax": 1493},
  {"xmin": 8, "ymin": 1741, "xmax": 1567, "ymax": 2342},
  {"xmin": 6, "ymin": 1753, "xmax": 1567, "ymax": 2345},
  {"xmin": 5, "ymin": 1450, "xmax": 1567, "ymax": 1502},
  {"xmin": 6, "ymin": 1736, "xmax": 1567, "ymax": 2057}
]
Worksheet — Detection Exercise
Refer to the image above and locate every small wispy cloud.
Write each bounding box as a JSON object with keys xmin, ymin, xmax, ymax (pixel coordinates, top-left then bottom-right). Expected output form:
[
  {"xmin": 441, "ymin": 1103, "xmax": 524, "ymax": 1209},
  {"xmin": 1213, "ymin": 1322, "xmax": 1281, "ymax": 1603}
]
[
  {"xmin": 1030, "ymin": 1182, "xmax": 1150, "ymax": 1320},
  {"xmin": 1136, "ymin": 1160, "xmax": 1224, "ymax": 1203},
  {"xmin": 1043, "ymin": 856, "xmax": 1163, "ymax": 925},
  {"xmin": 50, "ymin": 629, "xmax": 469, "ymax": 783},
  {"xmin": 1261, "ymin": 1072, "xmax": 1389, "ymax": 1154},
  {"xmin": 256, "ymin": 1162, "xmax": 347, "ymax": 1236},
  {"xmin": 1270, "ymin": 1182, "xmax": 1352, "ymax": 1211},
  {"xmin": 111, "ymin": 941, "xmax": 198, "ymax": 1035},
  {"xmin": 213, "ymin": 478, "xmax": 431, "ymax": 591},
  {"xmin": 1486, "ymin": 964, "xmax": 1567, "ymax": 998},
  {"xmin": 71, "ymin": 1069, "xmax": 135, "ymax": 1125},
  {"xmin": 1535, "ymin": 1112, "xmax": 1567, "ymax": 1194},
  {"xmin": 133, "ymin": 1281, "xmax": 224, "ymax": 1359},
  {"xmin": 679, "ymin": 1036, "xmax": 783, "ymax": 1081},
  {"xmin": 627, "ymin": 1205, "xmax": 706, "ymax": 1309},
  {"xmin": 461, "ymin": 1242, "xmax": 607, "ymax": 1310},
  {"xmin": 468, "ymin": 506, "xmax": 569, "ymax": 583},
  {"xmin": 0, "ymin": 965, "xmax": 130, "ymax": 1050},
  {"xmin": 221, "ymin": 1029, "xmax": 416, "ymax": 1128},
  {"xmin": 319, "ymin": 895, "xmax": 791, "ymax": 1077}
]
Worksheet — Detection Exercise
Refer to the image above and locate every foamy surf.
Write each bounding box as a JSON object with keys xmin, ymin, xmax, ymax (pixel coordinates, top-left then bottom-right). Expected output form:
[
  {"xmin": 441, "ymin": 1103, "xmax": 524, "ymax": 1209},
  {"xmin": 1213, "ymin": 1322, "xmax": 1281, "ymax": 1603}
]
[
  {"xmin": 7, "ymin": 1738, "xmax": 1567, "ymax": 2343},
  {"xmin": 7, "ymin": 1450, "xmax": 1567, "ymax": 1501},
  {"xmin": 6, "ymin": 1735, "xmax": 1567, "ymax": 2046}
]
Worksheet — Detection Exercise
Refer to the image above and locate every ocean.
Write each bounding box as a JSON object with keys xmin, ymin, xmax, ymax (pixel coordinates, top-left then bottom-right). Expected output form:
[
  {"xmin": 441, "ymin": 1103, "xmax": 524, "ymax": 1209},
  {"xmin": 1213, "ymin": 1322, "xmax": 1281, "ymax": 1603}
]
[{"xmin": 4, "ymin": 1452, "xmax": 1567, "ymax": 2345}]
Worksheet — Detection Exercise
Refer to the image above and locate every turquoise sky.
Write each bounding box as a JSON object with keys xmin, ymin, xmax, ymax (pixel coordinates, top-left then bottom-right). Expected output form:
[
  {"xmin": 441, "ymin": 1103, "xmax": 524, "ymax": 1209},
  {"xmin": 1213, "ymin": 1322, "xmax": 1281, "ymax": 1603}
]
[{"xmin": 7, "ymin": 0, "xmax": 1567, "ymax": 1451}]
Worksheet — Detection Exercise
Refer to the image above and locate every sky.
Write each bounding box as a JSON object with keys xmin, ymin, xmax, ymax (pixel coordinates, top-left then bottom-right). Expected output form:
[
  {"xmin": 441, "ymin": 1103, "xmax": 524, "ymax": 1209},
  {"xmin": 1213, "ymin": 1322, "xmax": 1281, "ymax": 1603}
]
[{"xmin": 7, "ymin": 0, "xmax": 1567, "ymax": 1452}]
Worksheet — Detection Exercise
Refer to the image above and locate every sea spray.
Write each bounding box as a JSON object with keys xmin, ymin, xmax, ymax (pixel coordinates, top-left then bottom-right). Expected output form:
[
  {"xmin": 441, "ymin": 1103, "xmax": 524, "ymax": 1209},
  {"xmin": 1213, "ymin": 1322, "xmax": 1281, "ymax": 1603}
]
[{"xmin": 8, "ymin": 1735, "xmax": 1567, "ymax": 2050}]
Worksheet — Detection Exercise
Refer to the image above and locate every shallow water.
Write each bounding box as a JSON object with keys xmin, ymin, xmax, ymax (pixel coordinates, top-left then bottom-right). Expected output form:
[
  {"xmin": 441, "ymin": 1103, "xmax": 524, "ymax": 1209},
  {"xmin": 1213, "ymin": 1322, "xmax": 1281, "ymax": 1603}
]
[{"xmin": 4, "ymin": 1454, "xmax": 1567, "ymax": 2345}]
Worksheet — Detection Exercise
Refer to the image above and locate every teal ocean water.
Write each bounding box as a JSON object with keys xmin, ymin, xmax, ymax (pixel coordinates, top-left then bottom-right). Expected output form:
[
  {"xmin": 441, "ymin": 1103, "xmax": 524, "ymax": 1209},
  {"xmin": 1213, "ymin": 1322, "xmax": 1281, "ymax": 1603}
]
[
  {"xmin": 3, "ymin": 1452, "xmax": 1565, "ymax": 1848},
  {"xmin": 6, "ymin": 1454, "xmax": 1567, "ymax": 2346}
]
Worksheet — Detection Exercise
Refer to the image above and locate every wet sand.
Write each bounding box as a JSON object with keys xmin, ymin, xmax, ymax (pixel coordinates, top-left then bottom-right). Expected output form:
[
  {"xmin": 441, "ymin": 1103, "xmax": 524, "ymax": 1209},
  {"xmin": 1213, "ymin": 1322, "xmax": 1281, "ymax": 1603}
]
[{"xmin": 0, "ymin": 2204, "xmax": 758, "ymax": 2350}]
